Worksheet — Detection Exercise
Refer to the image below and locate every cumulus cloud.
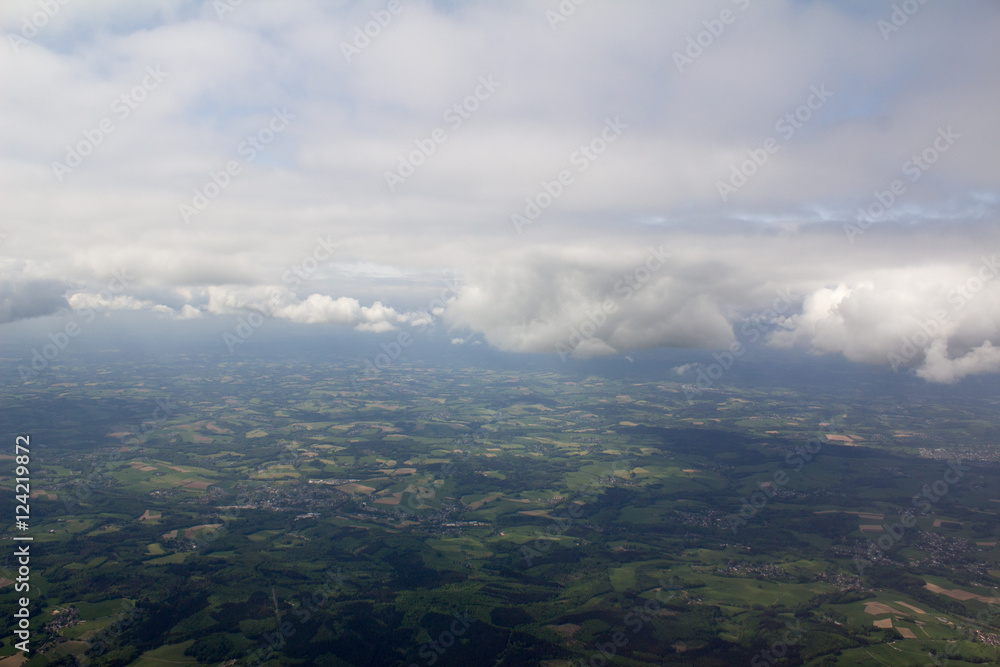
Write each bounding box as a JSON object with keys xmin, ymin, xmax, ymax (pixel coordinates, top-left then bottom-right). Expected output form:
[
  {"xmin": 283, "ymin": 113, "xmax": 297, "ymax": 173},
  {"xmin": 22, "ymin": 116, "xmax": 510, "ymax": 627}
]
[
  {"xmin": 66, "ymin": 292, "xmax": 152, "ymax": 312},
  {"xmin": 769, "ymin": 256, "xmax": 1000, "ymax": 380},
  {"xmin": 917, "ymin": 340, "xmax": 1000, "ymax": 383},
  {"xmin": 273, "ymin": 294, "xmax": 410, "ymax": 332},
  {"xmin": 0, "ymin": 281, "xmax": 69, "ymax": 323},
  {"xmin": 443, "ymin": 243, "xmax": 734, "ymax": 359},
  {"xmin": 197, "ymin": 285, "xmax": 418, "ymax": 332}
]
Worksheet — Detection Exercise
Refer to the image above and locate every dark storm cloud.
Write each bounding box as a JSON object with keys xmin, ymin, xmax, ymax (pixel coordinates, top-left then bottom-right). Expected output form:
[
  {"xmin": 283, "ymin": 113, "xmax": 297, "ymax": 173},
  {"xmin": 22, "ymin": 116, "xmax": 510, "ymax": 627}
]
[{"xmin": 0, "ymin": 281, "xmax": 69, "ymax": 324}]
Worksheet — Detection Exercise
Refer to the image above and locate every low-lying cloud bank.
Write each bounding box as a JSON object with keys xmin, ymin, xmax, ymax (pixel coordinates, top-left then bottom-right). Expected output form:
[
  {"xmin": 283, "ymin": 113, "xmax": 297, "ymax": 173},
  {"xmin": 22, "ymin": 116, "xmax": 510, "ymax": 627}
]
[{"xmin": 39, "ymin": 228, "xmax": 1000, "ymax": 384}]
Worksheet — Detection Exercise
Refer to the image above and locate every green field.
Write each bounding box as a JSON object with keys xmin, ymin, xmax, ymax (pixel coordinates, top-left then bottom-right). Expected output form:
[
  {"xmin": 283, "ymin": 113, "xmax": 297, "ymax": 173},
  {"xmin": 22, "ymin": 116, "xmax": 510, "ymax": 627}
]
[{"xmin": 1, "ymin": 356, "xmax": 999, "ymax": 665}]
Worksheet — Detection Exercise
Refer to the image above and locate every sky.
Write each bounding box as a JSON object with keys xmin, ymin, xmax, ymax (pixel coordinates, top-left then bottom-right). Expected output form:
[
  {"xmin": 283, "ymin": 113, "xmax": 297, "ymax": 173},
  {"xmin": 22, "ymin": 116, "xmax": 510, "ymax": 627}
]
[{"xmin": 1, "ymin": 0, "xmax": 999, "ymax": 384}]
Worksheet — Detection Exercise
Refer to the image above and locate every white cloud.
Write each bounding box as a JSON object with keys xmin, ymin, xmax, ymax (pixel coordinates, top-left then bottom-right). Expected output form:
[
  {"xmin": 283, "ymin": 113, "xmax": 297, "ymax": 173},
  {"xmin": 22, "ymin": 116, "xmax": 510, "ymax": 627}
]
[
  {"xmin": 66, "ymin": 292, "xmax": 151, "ymax": 312},
  {"xmin": 917, "ymin": 340, "xmax": 1000, "ymax": 383},
  {"xmin": 195, "ymin": 285, "xmax": 417, "ymax": 331},
  {"xmin": 273, "ymin": 294, "xmax": 409, "ymax": 331},
  {"xmin": 769, "ymin": 258, "xmax": 1000, "ymax": 380}
]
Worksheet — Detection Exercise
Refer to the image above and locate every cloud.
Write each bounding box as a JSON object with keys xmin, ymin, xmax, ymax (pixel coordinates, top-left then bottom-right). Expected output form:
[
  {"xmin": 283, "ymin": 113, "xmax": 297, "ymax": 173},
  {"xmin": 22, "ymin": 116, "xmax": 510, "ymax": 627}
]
[
  {"xmin": 917, "ymin": 339, "xmax": 1000, "ymax": 383},
  {"xmin": 1, "ymin": 1, "xmax": 998, "ymax": 383},
  {"xmin": 197, "ymin": 285, "xmax": 416, "ymax": 332},
  {"xmin": 66, "ymin": 292, "xmax": 152, "ymax": 312},
  {"xmin": 0, "ymin": 281, "xmax": 69, "ymax": 323},
  {"xmin": 273, "ymin": 294, "xmax": 410, "ymax": 332},
  {"xmin": 442, "ymin": 243, "xmax": 735, "ymax": 359},
  {"xmin": 769, "ymin": 256, "xmax": 1000, "ymax": 380}
]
